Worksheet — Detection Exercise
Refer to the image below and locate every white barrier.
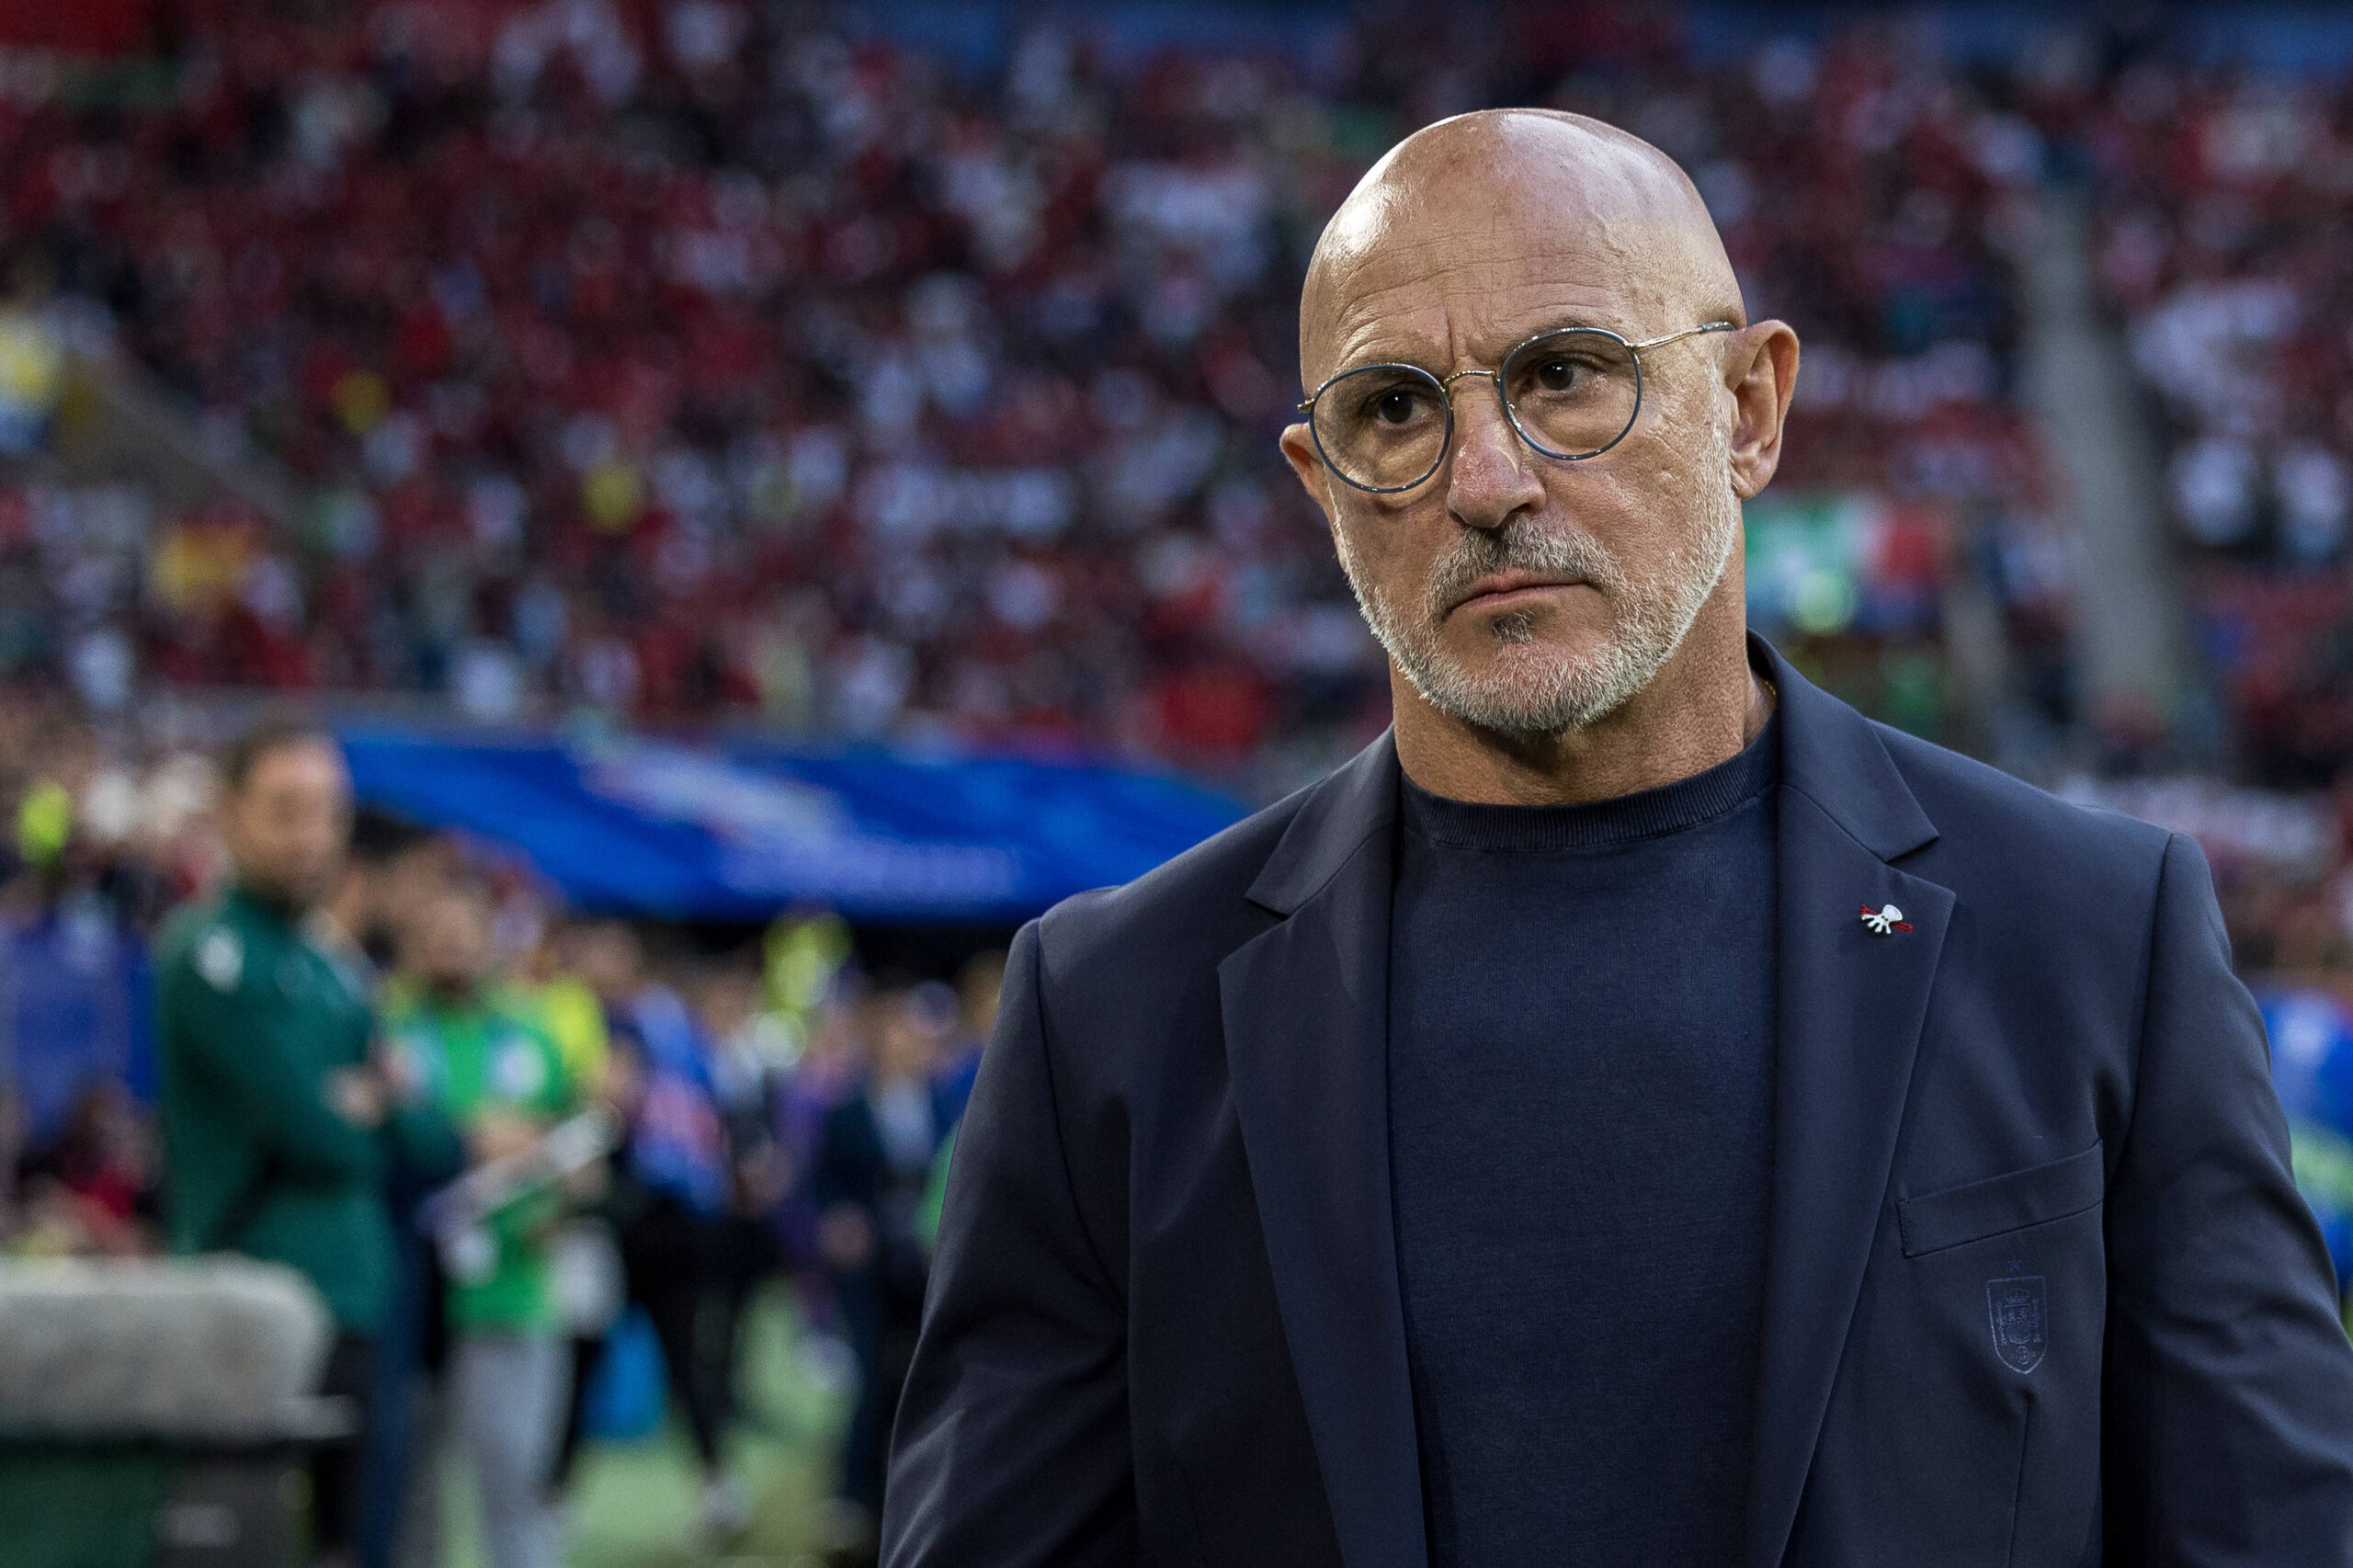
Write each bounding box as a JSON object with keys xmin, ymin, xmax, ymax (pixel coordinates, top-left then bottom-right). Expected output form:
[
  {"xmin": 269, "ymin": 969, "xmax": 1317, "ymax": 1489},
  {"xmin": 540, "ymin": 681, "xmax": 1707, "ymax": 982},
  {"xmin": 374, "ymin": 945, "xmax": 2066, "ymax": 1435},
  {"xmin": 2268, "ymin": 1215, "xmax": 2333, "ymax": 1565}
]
[{"xmin": 0, "ymin": 1256, "xmax": 339, "ymax": 1439}]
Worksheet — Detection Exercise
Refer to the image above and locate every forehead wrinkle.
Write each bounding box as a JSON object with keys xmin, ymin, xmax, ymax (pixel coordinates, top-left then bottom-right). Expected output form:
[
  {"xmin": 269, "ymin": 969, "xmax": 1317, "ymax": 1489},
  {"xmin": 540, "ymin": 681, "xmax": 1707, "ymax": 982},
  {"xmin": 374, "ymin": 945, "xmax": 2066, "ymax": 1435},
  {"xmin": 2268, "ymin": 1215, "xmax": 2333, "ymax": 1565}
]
[
  {"xmin": 1318, "ymin": 250, "xmax": 1669, "ymax": 380},
  {"xmin": 1309, "ymin": 222, "xmax": 1685, "ymax": 381}
]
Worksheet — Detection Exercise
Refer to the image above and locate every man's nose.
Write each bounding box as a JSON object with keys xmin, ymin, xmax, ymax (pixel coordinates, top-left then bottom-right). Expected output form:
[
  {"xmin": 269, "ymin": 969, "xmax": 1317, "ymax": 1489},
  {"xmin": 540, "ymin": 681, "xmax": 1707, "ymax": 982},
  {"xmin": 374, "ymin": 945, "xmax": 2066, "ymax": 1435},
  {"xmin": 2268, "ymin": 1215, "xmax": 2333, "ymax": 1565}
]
[{"xmin": 1444, "ymin": 381, "xmax": 1545, "ymax": 533}]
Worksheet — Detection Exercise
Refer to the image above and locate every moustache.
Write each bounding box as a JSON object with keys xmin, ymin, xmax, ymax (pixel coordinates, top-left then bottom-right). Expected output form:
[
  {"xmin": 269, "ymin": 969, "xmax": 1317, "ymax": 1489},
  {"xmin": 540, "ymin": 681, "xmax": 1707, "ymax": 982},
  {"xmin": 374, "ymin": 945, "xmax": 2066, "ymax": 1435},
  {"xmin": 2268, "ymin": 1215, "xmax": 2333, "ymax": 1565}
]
[{"xmin": 1420, "ymin": 524, "xmax": 1629, "ymax": 628}]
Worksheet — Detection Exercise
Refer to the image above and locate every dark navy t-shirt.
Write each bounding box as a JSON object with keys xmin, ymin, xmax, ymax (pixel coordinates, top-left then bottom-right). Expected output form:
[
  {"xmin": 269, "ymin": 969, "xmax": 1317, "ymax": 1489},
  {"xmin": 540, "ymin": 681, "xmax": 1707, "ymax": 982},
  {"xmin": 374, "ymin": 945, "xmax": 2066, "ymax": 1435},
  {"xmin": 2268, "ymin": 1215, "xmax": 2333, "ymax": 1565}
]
[{"xmin": 1387, "ymin": 716, "xmax": 1779, "ymax": 1567}]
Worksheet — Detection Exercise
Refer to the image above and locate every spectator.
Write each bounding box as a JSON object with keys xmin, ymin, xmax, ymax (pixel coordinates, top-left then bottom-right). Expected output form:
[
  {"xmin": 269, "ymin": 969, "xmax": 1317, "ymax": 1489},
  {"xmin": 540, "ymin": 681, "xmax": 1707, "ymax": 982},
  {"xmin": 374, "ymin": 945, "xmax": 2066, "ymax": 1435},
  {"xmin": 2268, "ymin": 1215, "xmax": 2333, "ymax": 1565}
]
[
  {"xmin": 153, "ymin": 720, "xmax": 460, "ymax": 1568},
  {"xmin": 769, "ymin": 962, "xmax": 864, "ymax": 1300},
  {"xmin": 382, "ymin": 881, "xmax": 580, "ymax": 1568},
  {"xmin": 936, "ymin": 947, "xmax": 1006, "ymax": 1118},
  {"xmin": 691, "ymin": 956, "xmax": 793, "ymax": 1438},
  {"xmin": 812, "ymin": 973, "xmax": 957, "ymax": 1552},
  {"xmin": 566, "ymin": 919, "xmax": 751, "ymax": 1544},
  {"xmin": 329, "ymin": 840, "xmax": 458, "ymax": 1568},
  {"xmin": 511, "ymin": 915, "xmax": 622, "ymax": 1528},
  {"xmin": 526, "ymin": 919, "xmax": 613, "ymax": 1103},
  {"xmin": 0, "ymin": 843, "xmax": 155, "ymax": 1163}
]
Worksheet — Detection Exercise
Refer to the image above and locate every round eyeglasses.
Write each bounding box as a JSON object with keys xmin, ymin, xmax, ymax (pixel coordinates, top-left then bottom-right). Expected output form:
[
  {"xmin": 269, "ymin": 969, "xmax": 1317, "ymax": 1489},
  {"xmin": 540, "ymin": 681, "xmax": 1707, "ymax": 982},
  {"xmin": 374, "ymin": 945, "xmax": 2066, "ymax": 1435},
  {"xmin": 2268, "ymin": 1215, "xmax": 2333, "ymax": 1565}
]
[{"xmin": 1298, "ymin": 320, "xmax": 1735, "ymax": 494}]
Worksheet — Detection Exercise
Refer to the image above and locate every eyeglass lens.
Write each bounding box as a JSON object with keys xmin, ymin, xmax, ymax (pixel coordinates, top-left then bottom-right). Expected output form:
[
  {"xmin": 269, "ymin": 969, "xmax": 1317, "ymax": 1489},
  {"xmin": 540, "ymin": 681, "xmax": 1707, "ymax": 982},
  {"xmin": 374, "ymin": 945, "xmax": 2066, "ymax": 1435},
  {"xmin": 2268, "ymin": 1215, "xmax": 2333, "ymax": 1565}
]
[
  {"xmin": 1500, "ymin": 330, "xmax": 1642, "ymax": 460},
  {"xmin": 1310, "ymin": 328, "xmax": 1643, "ymax": 492}
]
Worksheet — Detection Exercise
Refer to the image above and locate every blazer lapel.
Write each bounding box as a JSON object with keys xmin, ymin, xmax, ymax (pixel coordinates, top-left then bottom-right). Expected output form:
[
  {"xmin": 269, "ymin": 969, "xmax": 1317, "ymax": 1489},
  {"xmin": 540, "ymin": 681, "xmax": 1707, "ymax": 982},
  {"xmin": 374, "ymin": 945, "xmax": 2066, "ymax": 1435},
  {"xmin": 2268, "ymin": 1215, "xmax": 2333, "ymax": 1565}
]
[
  {"xmin": 1746, "ymin": 641, "xmax": 1953, "ymax": 1568},
  {"xmin": 1220, "ymin": 733, "xmax": 1427, "ymax": 1568}
]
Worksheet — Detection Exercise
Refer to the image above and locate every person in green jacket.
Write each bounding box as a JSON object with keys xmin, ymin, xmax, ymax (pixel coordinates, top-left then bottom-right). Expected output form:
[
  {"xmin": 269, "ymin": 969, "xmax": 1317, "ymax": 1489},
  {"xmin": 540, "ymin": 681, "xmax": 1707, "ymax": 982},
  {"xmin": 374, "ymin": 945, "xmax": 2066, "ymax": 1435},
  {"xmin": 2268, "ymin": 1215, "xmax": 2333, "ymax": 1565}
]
[
  {"xmin": 154, "ymin": 719, "xmax": 458, "ymax": 1568},
  {"xmin": 382, "ymin": 881, "xmax": 579, "ymax": 1568}
]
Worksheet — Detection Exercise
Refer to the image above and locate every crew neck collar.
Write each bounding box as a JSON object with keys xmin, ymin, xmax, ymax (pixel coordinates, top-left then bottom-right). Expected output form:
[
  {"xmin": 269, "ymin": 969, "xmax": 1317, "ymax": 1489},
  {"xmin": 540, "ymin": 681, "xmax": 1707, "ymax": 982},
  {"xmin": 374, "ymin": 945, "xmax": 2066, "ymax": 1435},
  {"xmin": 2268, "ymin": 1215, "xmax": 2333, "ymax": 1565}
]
[{"xmin": 1399, "ymin": 710, "xmax": 1780, "ymax": 853}]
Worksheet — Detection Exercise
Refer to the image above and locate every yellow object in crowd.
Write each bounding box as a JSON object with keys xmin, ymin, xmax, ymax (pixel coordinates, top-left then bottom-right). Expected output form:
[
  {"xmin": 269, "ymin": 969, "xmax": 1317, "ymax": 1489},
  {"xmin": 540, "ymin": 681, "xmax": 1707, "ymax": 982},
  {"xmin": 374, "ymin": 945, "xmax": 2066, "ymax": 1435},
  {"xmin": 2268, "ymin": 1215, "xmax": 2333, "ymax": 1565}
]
[
  {"xmin": 532, "ymin": 971, "xmax": 611, "ymax": 1099},
  {"xmin": 581, "ymin": 460, "xmax": 644, "ymax": 533},
  {"xmin": 0, "ymin": 312, "xmax": 63, "ymax": 420},
  {"xmin": 17, "ymin": 778, "xmax": 72, "ymax": 867},
  {"xmin": 765, "ymin": 910, "xmax": 852, "ymax": 1023},
  {"xmin": 331, "ymin": 369, "xmax": 391, "ymax": 435}
]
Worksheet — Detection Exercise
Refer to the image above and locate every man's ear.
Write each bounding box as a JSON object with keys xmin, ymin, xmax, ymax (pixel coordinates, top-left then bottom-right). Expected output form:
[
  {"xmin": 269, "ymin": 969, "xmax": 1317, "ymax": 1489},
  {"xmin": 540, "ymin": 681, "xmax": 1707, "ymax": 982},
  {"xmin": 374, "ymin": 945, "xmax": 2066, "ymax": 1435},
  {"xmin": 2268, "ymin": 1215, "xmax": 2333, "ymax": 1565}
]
[
  {"xmin": 1279, "ymin": 423, "xmax": 1337, "ymax": 523},
  {"xmin": 1726, "ymin": 322, "xmax": 1801, "ymax": 500}
]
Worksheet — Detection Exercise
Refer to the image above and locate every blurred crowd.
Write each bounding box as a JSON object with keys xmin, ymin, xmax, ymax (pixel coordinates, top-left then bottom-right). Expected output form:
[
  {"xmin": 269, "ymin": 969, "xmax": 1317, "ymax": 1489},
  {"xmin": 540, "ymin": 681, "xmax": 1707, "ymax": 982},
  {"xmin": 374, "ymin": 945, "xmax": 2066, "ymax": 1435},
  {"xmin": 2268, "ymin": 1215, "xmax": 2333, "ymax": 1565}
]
[
  {"xmin": 10, "ymin": 5, "xmax": 2353, "ymax": 816},
  {"xmin": 0, "ymin": 1, "xmax": 2082, "ymax": 788},
  {"xmin": 3, "ymin": 0, "xmax": 1390, "ymax": 782},
  {"xmin": 0, "ymin": 706, "xmax": 1000, "ymax": 1566},
  {"xmin": 2081, "ymin": 58, "xmax": 2353, "ymax": 789}
]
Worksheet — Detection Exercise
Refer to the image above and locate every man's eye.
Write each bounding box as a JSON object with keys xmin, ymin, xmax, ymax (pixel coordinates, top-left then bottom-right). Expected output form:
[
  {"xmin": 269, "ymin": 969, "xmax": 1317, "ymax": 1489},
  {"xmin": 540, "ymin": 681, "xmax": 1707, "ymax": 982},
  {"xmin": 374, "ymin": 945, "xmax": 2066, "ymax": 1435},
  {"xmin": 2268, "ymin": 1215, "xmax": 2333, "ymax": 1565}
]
[
  {"xmin": 1534, "ymin": 358, "xmax": 1581, "ymax": 392},
  {"xmin": 1373, "ymin": 390, "xmax": 1420, "ymax": 424}
]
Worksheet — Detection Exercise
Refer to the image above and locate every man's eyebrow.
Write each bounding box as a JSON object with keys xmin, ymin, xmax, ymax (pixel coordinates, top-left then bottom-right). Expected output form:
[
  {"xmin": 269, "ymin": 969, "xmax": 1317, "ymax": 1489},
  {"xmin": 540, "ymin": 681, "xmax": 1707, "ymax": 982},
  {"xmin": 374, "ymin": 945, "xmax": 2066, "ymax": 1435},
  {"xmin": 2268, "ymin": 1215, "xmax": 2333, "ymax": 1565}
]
[
  {"xmin": 1322, "ymin": 313, "xmax": 1620, "ymax": 380},
  {"xmin": 1486, "ymin": 313, "xmax": 1620, "ymax": 347},
  {"xmin": 1314, "ymin": 323, "xmax": 1439, "ymax": 379},
  {"xmin": 1324, "ymin": 343, "xmax": 1442, "ymax": 376}
]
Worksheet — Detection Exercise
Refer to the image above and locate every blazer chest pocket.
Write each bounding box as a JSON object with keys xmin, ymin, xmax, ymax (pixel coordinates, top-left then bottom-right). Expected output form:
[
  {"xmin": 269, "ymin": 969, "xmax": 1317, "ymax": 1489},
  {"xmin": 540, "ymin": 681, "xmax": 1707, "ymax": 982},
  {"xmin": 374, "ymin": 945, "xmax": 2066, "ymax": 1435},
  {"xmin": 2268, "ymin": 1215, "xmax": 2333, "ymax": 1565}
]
[{"xmin": 1897, "ymin": 1142, "xmax": 2106, "ymax": 1257}]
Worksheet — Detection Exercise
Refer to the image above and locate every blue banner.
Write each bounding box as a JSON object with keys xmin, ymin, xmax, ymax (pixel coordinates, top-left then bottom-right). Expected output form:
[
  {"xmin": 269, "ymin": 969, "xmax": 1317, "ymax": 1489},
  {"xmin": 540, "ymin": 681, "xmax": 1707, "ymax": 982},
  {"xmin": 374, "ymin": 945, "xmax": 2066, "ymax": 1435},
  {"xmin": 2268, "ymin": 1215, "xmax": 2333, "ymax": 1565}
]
[{"xmin": 338, "ymin": 729, "xmax": 1245, "ymax": 924}]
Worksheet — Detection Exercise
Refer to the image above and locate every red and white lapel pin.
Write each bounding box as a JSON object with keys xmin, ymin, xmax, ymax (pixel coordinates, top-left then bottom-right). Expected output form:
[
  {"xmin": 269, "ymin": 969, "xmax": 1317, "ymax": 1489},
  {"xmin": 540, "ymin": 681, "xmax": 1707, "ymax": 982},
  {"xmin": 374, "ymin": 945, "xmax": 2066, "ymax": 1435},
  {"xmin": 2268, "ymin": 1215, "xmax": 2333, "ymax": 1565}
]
[{"xmin": 1860, "ymin": 903, "xmax": 1913, "ymax": 936}]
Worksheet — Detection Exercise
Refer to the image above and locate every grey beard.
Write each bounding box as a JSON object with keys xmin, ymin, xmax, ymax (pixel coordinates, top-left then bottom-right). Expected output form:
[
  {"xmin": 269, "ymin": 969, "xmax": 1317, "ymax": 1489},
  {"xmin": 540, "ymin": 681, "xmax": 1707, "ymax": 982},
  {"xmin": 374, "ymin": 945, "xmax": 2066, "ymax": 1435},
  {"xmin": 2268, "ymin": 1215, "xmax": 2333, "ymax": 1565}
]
[{"xmin": 1337, "ymin": 490, "xmax": 1740, "ymax": 740}]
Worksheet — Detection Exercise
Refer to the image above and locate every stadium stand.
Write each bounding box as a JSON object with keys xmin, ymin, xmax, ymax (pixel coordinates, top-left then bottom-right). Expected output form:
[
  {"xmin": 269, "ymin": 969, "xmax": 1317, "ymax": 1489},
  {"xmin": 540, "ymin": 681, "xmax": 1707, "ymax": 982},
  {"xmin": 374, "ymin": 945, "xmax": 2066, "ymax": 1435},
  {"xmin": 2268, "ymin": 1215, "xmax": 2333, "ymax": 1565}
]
[
  {"xmin": 2086, "ymin": 57, "xmax": 2353, "ymax": 790},
  {"xmin": 0, "ymin": 2, "xmax": 2068, "ymax": 789}
]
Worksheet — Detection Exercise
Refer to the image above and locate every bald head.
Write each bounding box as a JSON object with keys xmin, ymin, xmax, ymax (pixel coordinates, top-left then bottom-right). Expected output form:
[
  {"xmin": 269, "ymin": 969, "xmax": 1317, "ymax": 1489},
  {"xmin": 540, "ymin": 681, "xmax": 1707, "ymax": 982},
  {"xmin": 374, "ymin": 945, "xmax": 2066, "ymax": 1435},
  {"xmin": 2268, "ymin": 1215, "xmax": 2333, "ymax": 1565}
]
[{"xmin": 1300, "ymin": 108, "xmax": 1744, "ymax": 387}]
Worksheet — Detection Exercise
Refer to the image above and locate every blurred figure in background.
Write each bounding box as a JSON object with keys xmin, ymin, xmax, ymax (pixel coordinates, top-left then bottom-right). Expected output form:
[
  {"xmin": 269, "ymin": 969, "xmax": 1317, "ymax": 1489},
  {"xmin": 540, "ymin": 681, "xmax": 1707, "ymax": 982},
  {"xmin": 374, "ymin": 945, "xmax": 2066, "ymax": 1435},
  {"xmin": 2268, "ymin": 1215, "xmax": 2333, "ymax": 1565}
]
[
  {"xmin": 318, "ymin": 841, "xmax": 451, "ymax": 1568},
  {"xmin": 545, "ymin": 921, "xmax": 633, "ymax": 1506},
  {"xmin": 767, "ymin": 961, "xmax": 867, "ymax": 1413},
  {"xmin": 928, "ymin": 950, "xmax": 1005, "ymax": 1247},
  {"xmin": 567, "ymin": 920, "xmax": 751, "ymax": 1544},
  {"xmin": 693, "ymin": 956, "xmax": 792, "ymax": 1439},
  {"xmin": 383, "ymin": 881, "xmax": 581, "ymax": 1568},
  {"xmin": 0, "ymin": 783, "xmax": 157, "ymax": 1226},
  {"xmin": 936, "ymin": 949, "xmax": 1005, "ymax": 1123},
  {"xmin": 772, "ymin": 946, "xmax": 868, "ymax": 1275},
  {"xmin": 13, "ymin": 1078, "xmax": 155, "ymax": 1256},
  {"xmin": 517, "ymin": 917, "xmax": 622, "ymax": 1523},
  {"xmin": 154, "ymin": 721, "xmax": 460, "ymax": 1568},
  {"xmin": 526, "ymin": 920, "xmax": 611, "ymax": 1107},
  {"xmin": 813, "ymin": 975, "xmax": 956, "ymax": 1557}
]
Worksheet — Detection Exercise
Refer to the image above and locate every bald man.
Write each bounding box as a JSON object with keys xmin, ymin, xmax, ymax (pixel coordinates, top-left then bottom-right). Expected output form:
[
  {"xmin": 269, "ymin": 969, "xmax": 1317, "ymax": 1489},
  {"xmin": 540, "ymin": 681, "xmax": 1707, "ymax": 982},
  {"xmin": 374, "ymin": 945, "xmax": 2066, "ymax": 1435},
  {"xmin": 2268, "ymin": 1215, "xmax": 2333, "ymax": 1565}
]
[{"xmin": 883, "ymin": 112, "xmax": 2353, "ymax": 1568}]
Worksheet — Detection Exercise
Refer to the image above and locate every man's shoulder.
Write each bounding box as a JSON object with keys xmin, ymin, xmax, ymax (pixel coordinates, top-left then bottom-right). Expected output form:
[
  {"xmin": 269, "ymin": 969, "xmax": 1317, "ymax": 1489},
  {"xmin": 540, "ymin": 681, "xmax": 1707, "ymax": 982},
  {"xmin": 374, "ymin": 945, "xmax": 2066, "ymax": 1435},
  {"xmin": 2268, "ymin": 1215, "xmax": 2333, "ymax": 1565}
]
[
  {"xmin": 154, "ymin": 893, "xmax": 223, "ymax": 956},
  {"xmin": 1032, "ymin": 780, "xmax": 1313, "ymax": 990},
  {"xmin": 155, "ymin": 894, "xmax": 259, "ymax": 994},
  {"xmin": 1869, "ymin": 721, "xmax": 2174, "ymax": 892}
]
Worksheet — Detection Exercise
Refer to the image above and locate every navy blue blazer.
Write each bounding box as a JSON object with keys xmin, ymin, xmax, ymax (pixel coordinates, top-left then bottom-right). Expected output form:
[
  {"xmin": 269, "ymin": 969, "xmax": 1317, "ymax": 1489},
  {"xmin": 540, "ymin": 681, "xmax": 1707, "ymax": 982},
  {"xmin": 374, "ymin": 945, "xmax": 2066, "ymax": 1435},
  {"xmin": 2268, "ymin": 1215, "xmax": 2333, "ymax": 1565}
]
[{"xmin": 883, "ymin": 639, "xmax": 2353, "ymax": 1567}]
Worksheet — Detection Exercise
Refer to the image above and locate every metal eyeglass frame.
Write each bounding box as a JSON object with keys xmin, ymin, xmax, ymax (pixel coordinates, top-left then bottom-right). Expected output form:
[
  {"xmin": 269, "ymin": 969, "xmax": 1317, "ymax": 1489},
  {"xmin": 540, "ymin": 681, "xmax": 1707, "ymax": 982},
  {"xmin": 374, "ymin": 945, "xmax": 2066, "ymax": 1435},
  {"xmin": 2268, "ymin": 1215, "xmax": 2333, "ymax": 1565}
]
[{"xmin": 1297, "ymin": 320, "xmax": 1737, "ymax": 494}]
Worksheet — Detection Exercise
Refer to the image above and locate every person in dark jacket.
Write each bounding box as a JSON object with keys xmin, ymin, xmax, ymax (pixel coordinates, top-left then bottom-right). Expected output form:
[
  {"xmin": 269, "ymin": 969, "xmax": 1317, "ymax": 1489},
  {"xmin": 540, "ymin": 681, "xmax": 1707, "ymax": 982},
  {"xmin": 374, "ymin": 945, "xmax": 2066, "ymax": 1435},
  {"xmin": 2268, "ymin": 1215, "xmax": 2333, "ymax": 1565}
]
[
  {"xmin": 562, "ymin": 921, "xmax": 752, "ymax": 1544},
  {"xmin": 882, "ymin": 110, "xmax": 2353, "ymax": 1568},
  {"xmin": 814, "ymin": 976, "xmax": 955, "ymax": 1553}
]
